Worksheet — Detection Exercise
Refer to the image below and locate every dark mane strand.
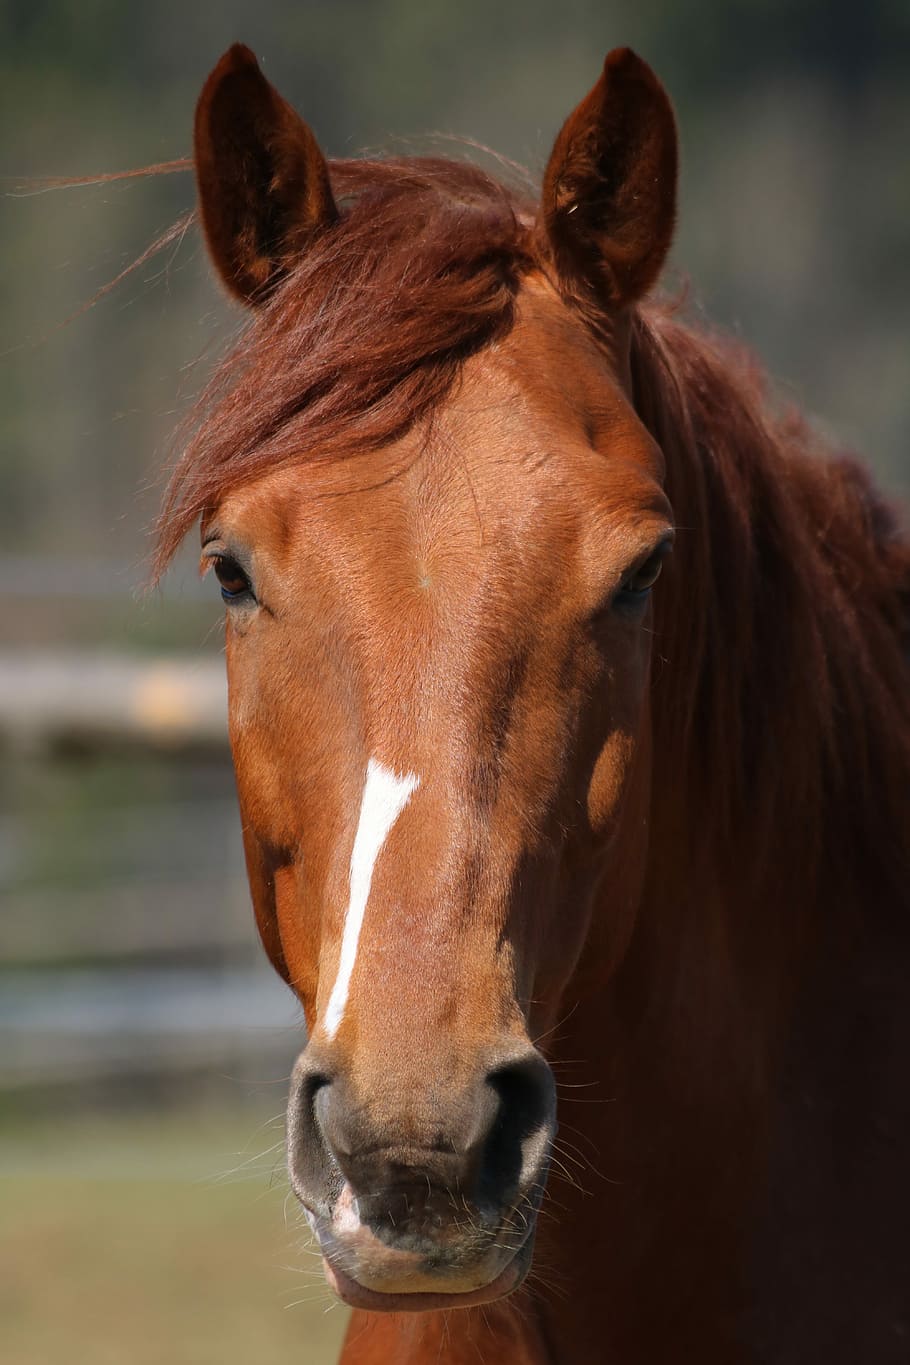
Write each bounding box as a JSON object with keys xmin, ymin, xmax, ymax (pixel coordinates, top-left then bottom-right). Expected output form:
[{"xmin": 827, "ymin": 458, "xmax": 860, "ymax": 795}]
[{"xmin": 153, "ymin": 157, "xmax": 533, "ymax": 578}]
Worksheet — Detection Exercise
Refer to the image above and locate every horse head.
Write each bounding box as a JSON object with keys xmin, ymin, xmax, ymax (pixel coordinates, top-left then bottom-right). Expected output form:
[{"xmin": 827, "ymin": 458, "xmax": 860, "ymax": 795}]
[{"xmin": 182, "ymin": 43, "xmax": 678, "ymax": 1312}]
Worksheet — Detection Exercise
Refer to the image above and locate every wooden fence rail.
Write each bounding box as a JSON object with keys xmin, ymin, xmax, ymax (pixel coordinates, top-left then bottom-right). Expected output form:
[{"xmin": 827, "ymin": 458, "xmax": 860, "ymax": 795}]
[{"xmin": 0, "ymin": 652, "xmax": 228, "ymax": 753}]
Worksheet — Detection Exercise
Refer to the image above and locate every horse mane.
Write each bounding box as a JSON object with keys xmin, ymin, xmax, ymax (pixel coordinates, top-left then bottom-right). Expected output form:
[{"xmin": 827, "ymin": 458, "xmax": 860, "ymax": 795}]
[
  {"xmin": 633, "ymin": 310, "xmax": 910, "ymax": 942},
  {"xmin": 154, "ymin": 151, "xmax": 909, "ymax": 933}
]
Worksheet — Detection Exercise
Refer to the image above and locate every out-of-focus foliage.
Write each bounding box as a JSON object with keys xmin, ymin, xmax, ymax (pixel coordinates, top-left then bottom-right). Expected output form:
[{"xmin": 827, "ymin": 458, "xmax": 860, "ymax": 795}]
[{"xmin": 2, "ymin": 0, "xmax": 908, "ymax": 568}]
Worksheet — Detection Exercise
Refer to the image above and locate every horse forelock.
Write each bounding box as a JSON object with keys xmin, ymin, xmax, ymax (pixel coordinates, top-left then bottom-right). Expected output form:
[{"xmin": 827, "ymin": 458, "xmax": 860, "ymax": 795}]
[{"xmin": 153, "ymin": 155, "xmax": 535, "ymax": 579}]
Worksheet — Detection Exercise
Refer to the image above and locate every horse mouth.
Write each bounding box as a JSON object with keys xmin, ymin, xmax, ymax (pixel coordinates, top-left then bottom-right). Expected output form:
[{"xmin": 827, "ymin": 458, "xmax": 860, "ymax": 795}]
[
  {"xmin": 303, "ymin": 1180, "xmax": 540, "ymax": 1313},
  {"xmin": 320, "ymin": 1236, "xmax": 533, "ymax": 1313}
]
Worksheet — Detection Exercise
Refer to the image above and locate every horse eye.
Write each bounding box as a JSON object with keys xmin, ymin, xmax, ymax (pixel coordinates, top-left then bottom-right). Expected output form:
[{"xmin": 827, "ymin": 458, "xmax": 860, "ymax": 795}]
[
  {"xmin": 615, "ymin": 540, "xmax": 672, "ymax": 607},
  {"xmin": 622, "ymin": 552, "xmax": 664, "ymax": 596},
  {"xmin": 212, "ymin": 556, "xmax": 251, "ymax": 601}
]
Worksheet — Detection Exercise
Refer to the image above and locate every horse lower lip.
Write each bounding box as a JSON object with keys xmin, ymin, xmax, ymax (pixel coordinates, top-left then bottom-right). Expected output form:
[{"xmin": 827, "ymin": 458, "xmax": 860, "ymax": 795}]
[{"xmin": 321, "ymin": 1251, "xmax": 526, "ymax": 1313}]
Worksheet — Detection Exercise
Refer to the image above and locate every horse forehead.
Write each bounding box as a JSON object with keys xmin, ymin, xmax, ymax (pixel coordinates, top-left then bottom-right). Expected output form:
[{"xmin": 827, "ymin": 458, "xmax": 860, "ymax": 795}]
[
  {"xmin": 216, "ymin": 279, "xmax": 662, "ymax": 566},
  {"xmin": 491, "ymin": 280, "xmax": 640, "ymax": 419},
  {"xmin": 442, "ymin": 285, "xmax": 663, "ymax": 490},
  {"xmin": 272, "ymin": 392, "xmax": 654, "ymax": 563}
]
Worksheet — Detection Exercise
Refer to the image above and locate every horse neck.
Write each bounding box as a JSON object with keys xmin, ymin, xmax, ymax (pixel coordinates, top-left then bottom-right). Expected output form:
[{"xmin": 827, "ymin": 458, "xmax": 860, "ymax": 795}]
[
  {"xmin": 563, "ymin": 308, "xmax": 908, "ymax": 1077},
  {"xmin": 556, "ymin": 305, "xmax": 909, "ymax": 1093}
]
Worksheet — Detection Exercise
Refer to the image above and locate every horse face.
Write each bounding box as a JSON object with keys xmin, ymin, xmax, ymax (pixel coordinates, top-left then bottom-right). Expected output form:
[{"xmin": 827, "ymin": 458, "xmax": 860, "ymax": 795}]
[
  {"xmin": 203, "ymin": 281, "xmax": 671, "ymax": 1309},
  {"xmin": 190, "ymin": 42, "xmax": 677, "ymax": 1312}
]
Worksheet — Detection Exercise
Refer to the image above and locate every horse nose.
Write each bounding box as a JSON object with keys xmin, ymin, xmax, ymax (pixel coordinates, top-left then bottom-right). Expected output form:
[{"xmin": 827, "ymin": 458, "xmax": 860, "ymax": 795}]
[{"xmin": 291, "ymin": 1044, "xmax": 556, "ymax": 1228}]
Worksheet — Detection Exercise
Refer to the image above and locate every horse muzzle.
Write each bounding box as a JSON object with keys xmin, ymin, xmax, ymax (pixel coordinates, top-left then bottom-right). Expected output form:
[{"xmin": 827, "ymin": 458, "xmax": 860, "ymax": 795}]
[{"xmin": 286, "ymin": 1041, "xmax": 556, "ymax": 1310}]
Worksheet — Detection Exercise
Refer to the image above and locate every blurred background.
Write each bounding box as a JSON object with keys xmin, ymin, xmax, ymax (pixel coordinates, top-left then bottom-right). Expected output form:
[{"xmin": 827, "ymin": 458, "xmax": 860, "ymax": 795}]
[{"xmin": 1, "ymin": 2, "xmax": 907, "ymax": 1362}]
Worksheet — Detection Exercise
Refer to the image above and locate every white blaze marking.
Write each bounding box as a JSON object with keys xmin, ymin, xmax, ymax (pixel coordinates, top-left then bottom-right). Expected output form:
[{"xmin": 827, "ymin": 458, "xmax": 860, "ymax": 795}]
[{"xmin": 323, "ymin": 758, "xmax": 419, "ymax": 1040}]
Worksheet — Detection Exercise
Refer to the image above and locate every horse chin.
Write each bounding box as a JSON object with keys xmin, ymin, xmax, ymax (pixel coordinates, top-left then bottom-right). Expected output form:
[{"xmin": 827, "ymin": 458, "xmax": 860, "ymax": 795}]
[{"xmin": 320, "ymin": 1236, "xmax": 533, "ymax": 1314}]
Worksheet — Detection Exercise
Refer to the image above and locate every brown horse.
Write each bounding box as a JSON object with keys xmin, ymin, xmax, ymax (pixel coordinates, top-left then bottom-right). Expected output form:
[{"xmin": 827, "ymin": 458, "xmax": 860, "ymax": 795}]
[{"xmin": 155, "ymin": 44, "xmax": 910, "ymax": 1364}]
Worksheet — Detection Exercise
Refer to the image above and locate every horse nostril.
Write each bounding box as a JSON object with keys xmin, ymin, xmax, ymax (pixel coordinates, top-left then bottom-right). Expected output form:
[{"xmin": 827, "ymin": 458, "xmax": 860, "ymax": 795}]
[
  {"xmin": 481, "ymin": 1049, "xmax": 557, "ymax": 1207},
  {"xmin": 287, "ymin": 1061, "xmax": 338, "ymax": 1213},
  {"xmin": 310, "ymin": 1072, "xmax": 362, "ymax": 1169},
  {"xmin": 311, "ymin": 1078, "xmax": 335, "ymax": 1139}
]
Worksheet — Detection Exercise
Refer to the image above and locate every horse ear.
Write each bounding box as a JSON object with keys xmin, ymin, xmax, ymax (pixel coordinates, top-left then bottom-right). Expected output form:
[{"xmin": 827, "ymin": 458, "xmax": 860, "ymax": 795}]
[
  {"xmin": 194, "ymin": 44, "xmax": 339, "ymax": 305},
  {"xmin": 537, "ymin": 48, "xmax": 678, "ymax": 308}
]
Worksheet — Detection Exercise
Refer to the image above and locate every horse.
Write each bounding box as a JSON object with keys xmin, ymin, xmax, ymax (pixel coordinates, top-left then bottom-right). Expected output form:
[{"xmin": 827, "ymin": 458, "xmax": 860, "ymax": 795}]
[{"xmin": 153, "ymin": 44, "xmax": 910, "ymax": 1364}]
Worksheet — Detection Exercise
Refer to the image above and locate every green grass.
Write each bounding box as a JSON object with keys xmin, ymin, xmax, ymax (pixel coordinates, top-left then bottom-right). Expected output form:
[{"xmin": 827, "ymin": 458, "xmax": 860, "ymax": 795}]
[{"xmin": 0, "ymin": 1106, "xmax": 349, "ymax": 1365}]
